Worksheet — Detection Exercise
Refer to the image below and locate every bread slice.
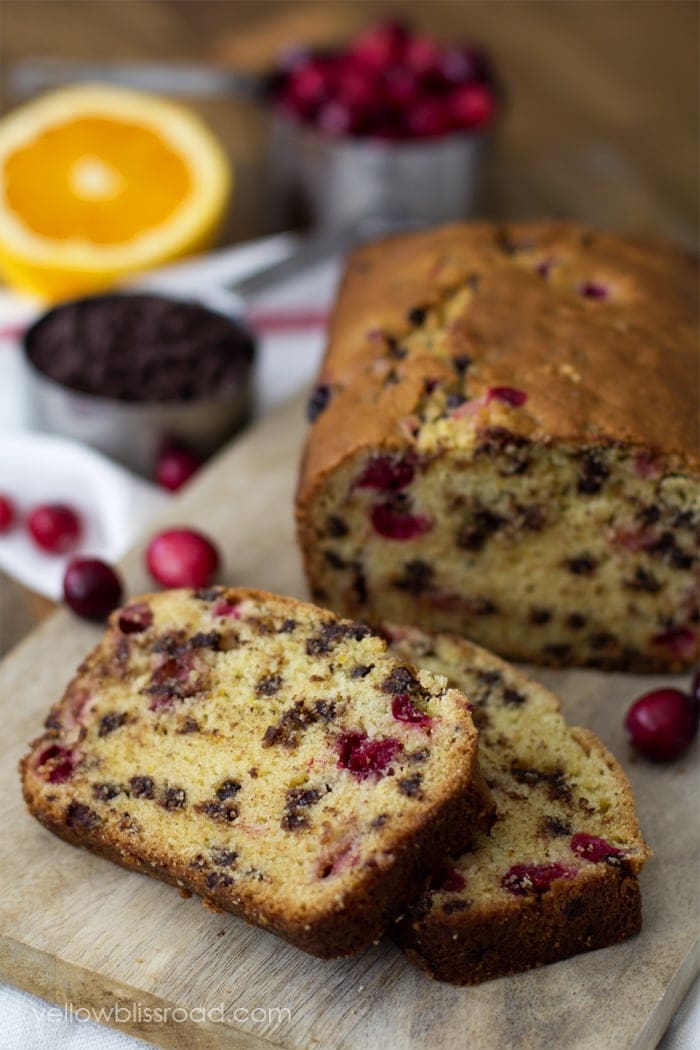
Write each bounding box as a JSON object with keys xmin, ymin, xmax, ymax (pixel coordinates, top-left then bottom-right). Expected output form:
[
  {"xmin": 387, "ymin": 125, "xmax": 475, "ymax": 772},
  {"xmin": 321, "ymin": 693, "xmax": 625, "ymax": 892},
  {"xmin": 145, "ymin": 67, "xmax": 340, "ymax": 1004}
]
[
  {"xmin": 20, "ymin": 587, "xmax": 492, "ymax": 959},
  {"xmin": 385, "ymin": 623, "xmax": 651, "ymax": 984},
  {"xmin": 296, "ymin": 221, "xmax": 699, "ymax": 672}
]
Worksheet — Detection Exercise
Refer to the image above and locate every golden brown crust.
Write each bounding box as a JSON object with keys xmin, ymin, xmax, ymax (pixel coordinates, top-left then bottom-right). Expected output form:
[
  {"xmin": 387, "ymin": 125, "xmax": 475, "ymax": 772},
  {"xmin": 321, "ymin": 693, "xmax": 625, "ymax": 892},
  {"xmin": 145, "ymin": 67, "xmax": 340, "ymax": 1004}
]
[
  {"xmin": 21, "ymin": 753, "xmax": 493, "ymax": 959},
  {"xmin": 19, "ymin": 586, "xmax": 494, "ymax": 959},
  {"xmin": 394, "ymin": 867, "xmax": 642, "ymax": 985},
  {"xmin": 297, "ymin": 221, "xmax": 699, "ymax": 509}
]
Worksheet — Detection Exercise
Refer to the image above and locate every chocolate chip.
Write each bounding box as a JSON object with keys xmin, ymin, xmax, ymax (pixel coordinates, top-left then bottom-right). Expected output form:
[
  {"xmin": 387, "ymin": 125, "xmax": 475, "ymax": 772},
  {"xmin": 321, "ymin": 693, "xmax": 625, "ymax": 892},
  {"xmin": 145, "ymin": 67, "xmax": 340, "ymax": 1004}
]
[
  {"xmin": 98, "ymin": 712, "xmax": 126, "ymax": 737},
  {"xmin": 625, "ymin": 567, "xmax": 661, "ymax": 593},
  {"xmin": 577, "ymin": 451, "xmax": 609, "ymax": 495},
  {"xmin": 544, "ymin": 643, "xmax": 572, "ymax": 660},
  {"xmin": 211, "ymin": 848, "xmax": 237, "ymax": 868},
  {"xmin": 278, "ymin": 618, "xmax": 297, "ymax": 634},
  {"xmin": 456, "ymin": 508, "xmax": 504, "ymax": 551},
  {"xmin": 65, "ymin": 802, "xmax": 100, "ymax": 830},
  {"xmin": 542, "ymin": 816, "xmax": 571, "ymax": 836},
  {"xmin": 380, "ymin": 666, "xmax": 420, "ymax": 696},
  {"xmin": 590, "ymin": 632, "xmax": 616, "ymax": 650},
  {"xmin": 530, "ymin": 607, "xmax": 552, "ymax": 625},
  {"xmin": 196, "ymin": 800, "xmax": 238, "ymax": 822},
  {"xmin": 305, "ymin": 620, "xmax": 372, "ymax": 657},
  {"xmin": 216, "ymin": 780, "xmax": 241, "ymax": 801},
  {"xmin": 129, "ymin": 775, "xmax": 155, "ymax": 799},
  {"xmin": 314, "ymin": 699, "xmax": 337, "ymax": 721},
  {"xmin": 503, "ymin": 688, "xmax": 526, "ymax": 707},
  {"xmin": 398, "ymin": 774, "xmax": 423, "ymax": 798},
  {"xmin": 92, "ymin": 783, "xmax": 120, "ymax": 801},
  {"xmin": 511, "ymin": 765, "xmax": 571, "ymax": 802},
  {"xmin": 326, "ymin": 515, "xmax": 348, "ymax": 538},
  {"xmin": 393, "ymin": 559, "xmax": 435, "ymax": 594},
  {"xmin": 566, "ymin": 555, "xmax": 597, "ymax": 575},
  {"xmin": 262, "ymin": 701, "xmax": 318, "ymax": 749},
  {"xmin": 324, "ymin": 549, "xmax": 346, "ymax": 569},
  {"xmin": 566, "ymin": 612, "xmax": 588, "ymax": 630},
  {"xmin": 307, "ymin": 384, "xmax": 332, "ymax": 422},
  {"xmin": 193, "ymin": 587, "xmax": 221, "ymax": 602},
  {"xmin": 452, "ymin": 354, "xmax": 472, "ymax": 375},
  {"xmin": 161, "ymin": 787, "xmax": 186, "ymax": 810},
  {"xmin": 256, "ymin": 673, "xmax": 283, "ymax": 696},
  {"xmin": 350, "ymin": 664, "xmax": 374, "ymax": 678},
  {"xmin": 407, "ymin": 305, "xmax": 427, "ymax": 325}
]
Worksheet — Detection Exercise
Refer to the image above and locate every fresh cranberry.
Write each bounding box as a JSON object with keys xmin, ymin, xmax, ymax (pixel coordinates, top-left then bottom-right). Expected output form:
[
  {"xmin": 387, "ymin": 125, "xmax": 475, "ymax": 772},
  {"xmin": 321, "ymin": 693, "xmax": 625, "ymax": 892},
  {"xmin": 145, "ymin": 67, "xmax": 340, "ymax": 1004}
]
[
  {"xmin": 0, "ymin": 494, "xmax": 16, "ymax": 533},
  {"xmin": 571, "ymin": 833, "xmax": 624, "ymax": 863},
  {"xmin": 405, "ymin": 98, "xmax": 451, "ymax": 139},
  {"xmin": 27, "ymin": 503, "xmax": 82, "ymax": 554},
  {"xmin": 624, "ymin": 687, "xmax": 699, "ymax": 762},
  {"xmin": 317, "ymin": 100, "xmax": 356, "ymax": 136},
  {"xmin": 145, "ymin": 528, "xmax": 220, "ymax": 588},
  {"xmin": 392, "ymin": 694, "xmax": 433, "ymax": 729},
  {"xmin": 434, "ymin": 865, "xmax": 466, "ymax": 892},
  {"xmin": 383, "ymin": 67, "xmax": 419, "ymax": 108},
  {"xmin": 284, "ymin": 59, "xmax": 331, "ymax": 113},
  {"xmin": 651, "ymin": 626, "xmax": 696, "ymax": 660},
  {"xmin": 155, "ymin": 441, "xmax": 203, "ymax": 492},
  {"xmin": 404, "ymin": 34, "xmax": 442, "ymax": 76},
  {"xmin": 212, "ymin": 599, "xmax": 241, "ymax": 619},
  {"xmin": 63, "ymin": 558, "xmax": 123, "ymax": 620},
  {"xmin": 502, "ymin": 862, "xmax": 577, "ymax": 896},
  {"xmin": 485, "ymin": 386, "xmax": 528, "ymax": 408},
  {"xmin": 371, "ymin": 504, "xmax": 433, "ymax": 540},
  {"xmin": 633, "ymin": 451, "xmax": 663, "ymax": 479},
  {"xmin": 438, "ymin": 46, "xmax": 491, "ymax": 86},
  {"xmin": 336, "ymin": 730, "xmax": 403, "ymax": 779},
  {"xmin": 336, "ymin": 62, "xmax": 378, "ymax": 110},
  {"xmin": 36, "ymin": 744, "xmax": 76, "ymax": 783},
  {"xmin": 118, "ymin": 602, "xmax": 153, "ymax": 634},
  {"xmin": 580, "ymin": 281, "xmax": 608, "ymax": 299},
  {"xmin": 357, "ymin": 453, "xmax": 416, "ymax": 491},
  {"xmin": 350, "ymin": 20, "xmax": 409, "ymax": 68},
  {"xmin": 451, "ymin": 83, "xmax": 495, "ymax": 129}
]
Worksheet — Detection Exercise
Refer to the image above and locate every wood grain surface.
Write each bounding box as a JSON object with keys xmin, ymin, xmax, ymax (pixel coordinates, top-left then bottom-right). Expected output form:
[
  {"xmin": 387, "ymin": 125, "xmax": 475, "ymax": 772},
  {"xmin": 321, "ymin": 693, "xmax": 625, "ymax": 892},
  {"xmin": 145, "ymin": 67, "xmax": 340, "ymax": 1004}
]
[{"xmin": 0, "ymin": 395, "xmax": 697, "ymax": 1050}]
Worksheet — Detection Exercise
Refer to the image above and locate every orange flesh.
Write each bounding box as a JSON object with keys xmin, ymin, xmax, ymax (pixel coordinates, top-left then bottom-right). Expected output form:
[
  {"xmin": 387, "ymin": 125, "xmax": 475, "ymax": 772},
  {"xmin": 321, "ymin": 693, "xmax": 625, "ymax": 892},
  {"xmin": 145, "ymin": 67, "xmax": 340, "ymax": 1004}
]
[{"xmin": 4, "ymin": 116, "xmax": 193, "ymax": 244}]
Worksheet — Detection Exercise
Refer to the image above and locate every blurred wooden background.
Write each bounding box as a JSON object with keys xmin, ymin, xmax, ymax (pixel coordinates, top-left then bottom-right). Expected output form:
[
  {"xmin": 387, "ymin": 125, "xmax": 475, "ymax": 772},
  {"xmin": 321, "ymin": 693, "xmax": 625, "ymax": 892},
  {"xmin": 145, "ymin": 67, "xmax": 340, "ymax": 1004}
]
[
  {"xmin": 3, "ymin": 0, "xmax": 698, "ymax": 247},
  {"xmin": 0, "ymin": 0, "xmax": 698, "ymax": 655}
]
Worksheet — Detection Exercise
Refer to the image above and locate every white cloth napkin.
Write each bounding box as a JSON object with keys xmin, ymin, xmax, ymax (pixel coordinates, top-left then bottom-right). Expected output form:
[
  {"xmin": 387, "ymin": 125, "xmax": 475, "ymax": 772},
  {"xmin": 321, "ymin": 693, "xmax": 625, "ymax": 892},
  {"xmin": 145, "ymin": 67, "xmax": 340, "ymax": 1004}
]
[{"xmin": 0, "ymin": 235, "xmax": 696, "ymax": 1048}]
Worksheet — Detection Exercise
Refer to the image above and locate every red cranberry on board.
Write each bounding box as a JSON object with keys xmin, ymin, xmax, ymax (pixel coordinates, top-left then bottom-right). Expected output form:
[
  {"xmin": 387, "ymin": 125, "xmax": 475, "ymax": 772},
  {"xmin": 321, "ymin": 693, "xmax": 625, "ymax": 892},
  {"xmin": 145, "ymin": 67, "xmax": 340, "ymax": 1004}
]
[
  {"xmin": 28, "ymin": 503, "xmax": 82, "ymax": 554},
  {"xmin": 63, "ymin": 558, "xmax": 124, "ymax": 620},
  {"xmin": 145, "ymin": 528, "xmax": 220, "ymax": 588},
  {"xmin": 155, "ymin": 441, "xmax": 203, "ymax": 492},
  {"xmin": 0, "ymin": 494, "xmax": 16, "ymax": 533},
  {"xmin": 624, "ymin": 687, "xmax": 699, "ymax": 762}
]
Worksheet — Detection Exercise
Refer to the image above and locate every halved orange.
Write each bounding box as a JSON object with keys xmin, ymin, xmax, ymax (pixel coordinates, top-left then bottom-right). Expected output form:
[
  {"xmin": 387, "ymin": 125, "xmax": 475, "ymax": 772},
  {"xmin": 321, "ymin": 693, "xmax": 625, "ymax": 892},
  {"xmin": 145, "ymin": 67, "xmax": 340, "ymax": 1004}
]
[{"xmin": 0, "ymin": 85, "xmax": 232, "ymax": 300}]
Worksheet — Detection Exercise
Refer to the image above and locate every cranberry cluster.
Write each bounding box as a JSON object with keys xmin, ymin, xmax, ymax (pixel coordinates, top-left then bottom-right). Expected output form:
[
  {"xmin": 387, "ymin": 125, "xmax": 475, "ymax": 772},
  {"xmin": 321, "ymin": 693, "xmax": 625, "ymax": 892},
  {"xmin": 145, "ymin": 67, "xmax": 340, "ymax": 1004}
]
[{"xmin": 273, "ymin": 20, "xmax": 498, "ymax": 140}]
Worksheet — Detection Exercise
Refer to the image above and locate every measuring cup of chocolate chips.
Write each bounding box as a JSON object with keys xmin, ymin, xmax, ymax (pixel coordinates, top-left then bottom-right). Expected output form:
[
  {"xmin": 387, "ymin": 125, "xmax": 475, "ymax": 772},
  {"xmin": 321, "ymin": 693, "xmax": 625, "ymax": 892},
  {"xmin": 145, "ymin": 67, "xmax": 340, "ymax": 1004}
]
[{"xmin": 22, "ymin": 291, "xmax": 256, "ymax": 476}]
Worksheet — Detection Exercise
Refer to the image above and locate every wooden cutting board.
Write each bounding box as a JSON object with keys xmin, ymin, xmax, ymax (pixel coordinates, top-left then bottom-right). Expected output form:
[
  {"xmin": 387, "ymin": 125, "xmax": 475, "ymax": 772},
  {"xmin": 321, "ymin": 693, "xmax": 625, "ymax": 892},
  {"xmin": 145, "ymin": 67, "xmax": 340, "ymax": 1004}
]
[{"xmin": 0, "ymin": 394, "xmax": 697, "ymax": 1050}]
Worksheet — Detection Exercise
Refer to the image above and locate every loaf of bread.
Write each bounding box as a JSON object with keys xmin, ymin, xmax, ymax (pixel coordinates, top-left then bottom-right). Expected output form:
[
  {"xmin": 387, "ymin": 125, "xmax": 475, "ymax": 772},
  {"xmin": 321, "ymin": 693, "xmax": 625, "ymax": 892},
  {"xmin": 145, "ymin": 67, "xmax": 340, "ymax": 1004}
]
[
  {"xmin": 297, "ymin": 222, "xmax": 699, "ymax": 671},
  {"xmin": 385, "ymin": 623, "xmax": 651, "ymax": 984},
  {"xmin": 20, "ymin": 587, "xmax": 493, "ymax": 959}
]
